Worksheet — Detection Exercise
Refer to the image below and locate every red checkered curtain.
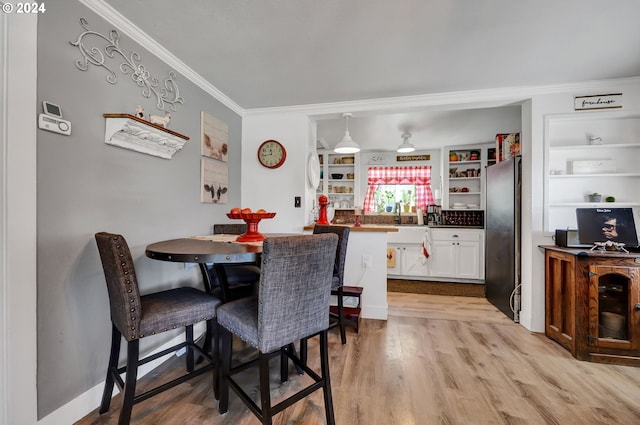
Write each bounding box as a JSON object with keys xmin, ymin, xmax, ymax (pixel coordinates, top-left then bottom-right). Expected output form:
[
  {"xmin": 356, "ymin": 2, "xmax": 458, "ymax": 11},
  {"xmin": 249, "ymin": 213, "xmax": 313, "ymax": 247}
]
[{"xmin": 363, "ymin": 166, "xmax": 434, "ymax": 212}]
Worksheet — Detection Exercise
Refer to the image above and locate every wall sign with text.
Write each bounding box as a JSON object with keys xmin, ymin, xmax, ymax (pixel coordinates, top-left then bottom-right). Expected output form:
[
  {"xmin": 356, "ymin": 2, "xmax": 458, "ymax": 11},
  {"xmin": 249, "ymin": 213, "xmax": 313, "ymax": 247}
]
[{"xmin": 574, "ymin": 93, "xmax": 622, "ymax": 111}]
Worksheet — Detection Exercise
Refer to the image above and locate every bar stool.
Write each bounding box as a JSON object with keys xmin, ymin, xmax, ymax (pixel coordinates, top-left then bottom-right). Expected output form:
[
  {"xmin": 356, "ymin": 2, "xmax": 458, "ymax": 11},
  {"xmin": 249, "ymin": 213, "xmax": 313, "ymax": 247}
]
[
  {"xmin": 95, "ymin": 232, "xmax": 221, "ymax": 425},
  {"xmin": 216, "ymin": 234, "xmax": 338, "ymax": 425}
]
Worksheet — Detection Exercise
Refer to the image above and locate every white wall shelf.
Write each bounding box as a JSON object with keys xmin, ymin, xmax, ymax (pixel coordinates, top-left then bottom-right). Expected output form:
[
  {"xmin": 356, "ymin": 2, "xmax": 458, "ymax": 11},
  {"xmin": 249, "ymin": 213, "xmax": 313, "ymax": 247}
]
[{"xmin": 103, "ymin": 113, "xmax": 189, "ymax": 159}]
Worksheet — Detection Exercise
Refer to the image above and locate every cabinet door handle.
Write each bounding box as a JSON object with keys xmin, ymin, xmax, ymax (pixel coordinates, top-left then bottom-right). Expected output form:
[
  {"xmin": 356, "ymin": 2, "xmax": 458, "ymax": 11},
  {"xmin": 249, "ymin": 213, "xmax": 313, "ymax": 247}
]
[
  {"xmin": 635, "ymin": 304, "xmax": 640, "ymax": 311},
  {"xmin": 586, "ymin": 271, "xmax": 598, "ymax": 277}
]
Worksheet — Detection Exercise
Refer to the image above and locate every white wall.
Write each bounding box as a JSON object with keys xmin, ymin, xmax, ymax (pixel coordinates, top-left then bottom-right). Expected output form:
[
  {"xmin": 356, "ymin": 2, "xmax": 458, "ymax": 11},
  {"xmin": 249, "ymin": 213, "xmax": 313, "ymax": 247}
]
[
  {"xmin": 2, "ymin": 12, "xmax": 39, "ymax": 425},
  {"xmin": 241, "ymin": 112, "xmax": 314, "ymax": 233}
]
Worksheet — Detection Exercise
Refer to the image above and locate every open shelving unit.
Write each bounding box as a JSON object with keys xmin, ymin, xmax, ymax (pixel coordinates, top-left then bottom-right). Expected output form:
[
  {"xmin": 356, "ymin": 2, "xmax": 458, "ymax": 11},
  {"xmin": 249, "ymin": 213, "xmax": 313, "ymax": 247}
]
[
  {"xmin": 316, "ymin": 150, "xmax": 360, "ymax": 209},
  {"xmin": 543, "ymin": 111, "xmax": 640, "ymax": 233},
  {"xmin": 443, "ymin": 142, "xmax": 494, "ymax": 211}
]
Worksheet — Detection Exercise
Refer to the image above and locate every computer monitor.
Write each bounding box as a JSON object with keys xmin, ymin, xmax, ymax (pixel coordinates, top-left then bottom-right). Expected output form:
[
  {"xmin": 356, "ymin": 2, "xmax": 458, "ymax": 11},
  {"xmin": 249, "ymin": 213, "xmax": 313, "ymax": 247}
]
[{"xmin": 576, "ymin": 208, "xmax": 639, "ymax": 247}]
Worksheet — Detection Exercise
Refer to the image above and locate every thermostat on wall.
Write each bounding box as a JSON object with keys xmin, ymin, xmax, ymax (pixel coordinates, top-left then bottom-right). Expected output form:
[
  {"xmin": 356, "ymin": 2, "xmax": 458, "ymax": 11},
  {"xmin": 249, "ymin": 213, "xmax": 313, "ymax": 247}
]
[{"xmin": 38, "ymin": 101, "xmax": 71, "ymax": 135}]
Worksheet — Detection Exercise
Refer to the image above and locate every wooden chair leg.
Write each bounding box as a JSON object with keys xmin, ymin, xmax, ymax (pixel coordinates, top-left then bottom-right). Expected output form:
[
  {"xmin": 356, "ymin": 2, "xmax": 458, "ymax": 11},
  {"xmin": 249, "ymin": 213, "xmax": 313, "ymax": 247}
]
[
  {"xmin": 186, "ymin": 324, "xmax": 195, "ymax": 372},
  {"xmin": 209, "ymin": 320, "xmax": 219, "ymax": 400},
  {"xmin": 217, "ymin": 327, "xmax": 232, "ymax": 414},
  {"xmin": 337, "ymin": 288, "xmax": 347, "ymax": 345},
  {"xmin": 299, "ymin": 338, "xmax": 308, "ymax": 367},
  {"xmin": 99, "ymin": 324, "xmax": 121, "ymax": 414},
  {"xmin": 319, "ymin": 331, "xmax": 336, "ymax": 425},
  {"xmin": 118, "ymin": 339, "xmax": 139, "ymax": 425},
  {"xmin": 259, "ymin": 353, "xmax": 273, "ymax": 425}
]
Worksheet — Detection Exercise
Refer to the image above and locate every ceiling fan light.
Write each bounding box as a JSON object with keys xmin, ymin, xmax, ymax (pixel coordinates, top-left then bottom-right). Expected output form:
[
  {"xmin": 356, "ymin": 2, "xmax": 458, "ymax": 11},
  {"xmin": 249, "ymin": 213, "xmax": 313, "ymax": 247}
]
[
  {"xmin": 334, "ymin": 113, "xmax": 360, "ymax": 153},
  {"xmin": 396, "ymin": 132, "xmax": 415, "ymax": 153}
]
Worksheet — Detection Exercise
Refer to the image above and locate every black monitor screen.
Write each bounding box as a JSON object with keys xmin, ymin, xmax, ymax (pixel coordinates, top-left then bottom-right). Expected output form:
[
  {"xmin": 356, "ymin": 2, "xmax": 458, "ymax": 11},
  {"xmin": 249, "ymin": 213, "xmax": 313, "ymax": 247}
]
[{"xmin": 576, "ymin": 208, "xmax": 639, "ymax": 246}]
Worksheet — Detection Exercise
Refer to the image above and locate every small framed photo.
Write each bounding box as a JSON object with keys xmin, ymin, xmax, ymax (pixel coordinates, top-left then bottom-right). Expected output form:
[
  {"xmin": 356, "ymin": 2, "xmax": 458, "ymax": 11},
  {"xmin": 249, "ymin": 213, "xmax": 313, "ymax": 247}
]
[
  {"xmin": 201, "ymin": 158, "xmax": 228, "ymax": 203},
  {"xmin": 201, "ymin": 111, "xmax": 228, "ymax": 161}
]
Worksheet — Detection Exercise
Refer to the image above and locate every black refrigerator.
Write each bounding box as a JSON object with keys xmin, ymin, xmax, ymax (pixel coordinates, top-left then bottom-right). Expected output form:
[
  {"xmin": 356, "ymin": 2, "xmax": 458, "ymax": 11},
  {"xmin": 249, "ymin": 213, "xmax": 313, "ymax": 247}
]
[{"xmin": 485, "ymin": 156, "xmax": 521, "ymax": 322}]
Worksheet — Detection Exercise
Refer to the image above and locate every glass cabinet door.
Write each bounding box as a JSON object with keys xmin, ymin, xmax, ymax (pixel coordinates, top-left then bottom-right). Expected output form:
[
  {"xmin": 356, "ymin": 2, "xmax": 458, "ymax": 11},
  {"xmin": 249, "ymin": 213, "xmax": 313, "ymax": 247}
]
[{"xmin": 588, "ymin": 265, "xmax": 640, "ymax": 350}]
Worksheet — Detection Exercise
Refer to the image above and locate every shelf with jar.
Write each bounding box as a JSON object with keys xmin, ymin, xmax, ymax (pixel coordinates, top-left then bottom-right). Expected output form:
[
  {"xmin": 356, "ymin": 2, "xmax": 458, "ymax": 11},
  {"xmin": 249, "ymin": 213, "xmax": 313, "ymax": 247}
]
[
  {"xmin": 543, "ymin": 111, "xmax": 640, "ymax": 233},
  {"xmin": 443, "ymin": 142, "xmax": 493, "ymax": 211},
  {"xmin": 316, "ymin": 150, "xmax": 360, "ymax": 209}
]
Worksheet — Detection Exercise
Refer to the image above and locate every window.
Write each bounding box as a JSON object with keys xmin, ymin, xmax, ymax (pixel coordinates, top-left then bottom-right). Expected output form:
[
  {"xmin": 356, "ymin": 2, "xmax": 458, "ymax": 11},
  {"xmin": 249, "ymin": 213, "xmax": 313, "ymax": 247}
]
[
  {"xmin": 363, "ymin": 166, "xmax": 434, "ymax": 213},
  {"xmin": 373, "ymin": 185, "xmax": 416, "ymax": 213}
]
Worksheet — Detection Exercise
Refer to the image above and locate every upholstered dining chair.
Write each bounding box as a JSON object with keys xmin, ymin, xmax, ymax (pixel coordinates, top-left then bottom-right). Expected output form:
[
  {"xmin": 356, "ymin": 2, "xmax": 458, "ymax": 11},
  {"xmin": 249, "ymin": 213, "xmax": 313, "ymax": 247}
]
[
  {"xmin": 312, "ymin": 224, "xmax": 351, "ymax": 344},
  {"xmin": 216, "ymin": 233, "xmax": 338, "ymax": 425},
  {"xmin": 208, "ymin": 223, "xmax": 261, "ymax": 302},
  {"xmin": 95, "ymin": 232, "xmax": 221, "ymax": 425}
]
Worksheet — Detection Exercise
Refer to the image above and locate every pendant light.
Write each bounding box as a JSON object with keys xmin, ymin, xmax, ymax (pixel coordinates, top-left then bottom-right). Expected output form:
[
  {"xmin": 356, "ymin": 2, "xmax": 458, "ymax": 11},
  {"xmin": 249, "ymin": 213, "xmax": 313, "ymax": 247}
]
[
  {"xmin": 397, "ymin": 132, "xmax": 415, "ymax": 153},
  {"xmin": 334, "ymin": 113, "xmax": 360, "ymax": 154}
]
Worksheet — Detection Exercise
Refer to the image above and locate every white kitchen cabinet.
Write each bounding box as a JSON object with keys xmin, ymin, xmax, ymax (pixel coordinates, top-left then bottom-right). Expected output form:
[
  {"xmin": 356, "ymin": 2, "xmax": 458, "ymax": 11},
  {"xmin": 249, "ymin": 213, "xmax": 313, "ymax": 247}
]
[
  {"xmin": 428, "ymin": 228, "xmax": 484, "ymax": 281},
  {"xmin": 387, "ymin": 243, "xmax": 429, "ymax": 278},
  {"xmin": 386, "ymin": 226, "xmax": 429, "ymax": 279},
  {"xmin": 544, "ymin": 111, "xmax": 640, "ymax": 233},
  {"xmin": 400, "ymin": 244, "xmax": 429, "ymax": 277}
]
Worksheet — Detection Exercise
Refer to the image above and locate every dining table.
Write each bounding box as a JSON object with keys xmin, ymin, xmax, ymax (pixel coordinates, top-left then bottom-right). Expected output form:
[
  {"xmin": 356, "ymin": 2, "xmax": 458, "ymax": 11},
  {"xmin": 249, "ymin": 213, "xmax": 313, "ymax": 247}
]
[
  {"xmin": 145, "ymin": 233, "xmax": 305, "ymax": 373},
  {"xmin": 145, "ymin": 234, "xmax": 264, "ymax": 301}
]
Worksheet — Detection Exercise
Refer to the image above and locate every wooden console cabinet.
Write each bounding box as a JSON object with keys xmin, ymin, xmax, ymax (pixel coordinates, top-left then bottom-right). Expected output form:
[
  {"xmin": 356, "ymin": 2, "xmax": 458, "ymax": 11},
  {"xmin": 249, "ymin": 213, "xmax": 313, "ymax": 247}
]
[{"xmin": 543, "ymin": 246, "xmax": 640, "ymax": 366}]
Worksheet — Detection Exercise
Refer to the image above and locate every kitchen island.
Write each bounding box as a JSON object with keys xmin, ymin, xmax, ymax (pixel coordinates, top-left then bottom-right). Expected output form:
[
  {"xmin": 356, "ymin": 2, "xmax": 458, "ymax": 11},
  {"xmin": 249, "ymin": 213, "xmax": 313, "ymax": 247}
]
[{"xmin": 304, "ymin": 224, "xmax": 397, "ymax": 320}]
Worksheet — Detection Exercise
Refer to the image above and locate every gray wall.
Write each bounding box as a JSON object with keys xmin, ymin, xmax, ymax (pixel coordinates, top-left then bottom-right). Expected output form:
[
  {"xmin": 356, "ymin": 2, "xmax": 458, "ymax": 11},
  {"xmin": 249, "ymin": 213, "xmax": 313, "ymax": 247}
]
[{"xmin": 37, "ymin": 1, "xmax": 241, "ymax": 417}]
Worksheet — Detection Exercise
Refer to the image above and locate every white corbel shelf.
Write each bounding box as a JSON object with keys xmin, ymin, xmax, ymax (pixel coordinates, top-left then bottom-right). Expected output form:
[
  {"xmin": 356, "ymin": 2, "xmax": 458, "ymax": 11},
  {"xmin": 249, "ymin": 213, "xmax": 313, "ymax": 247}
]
[{"xmin": 103, "ymin": 113, "xmax": 189, "ymax": 159}]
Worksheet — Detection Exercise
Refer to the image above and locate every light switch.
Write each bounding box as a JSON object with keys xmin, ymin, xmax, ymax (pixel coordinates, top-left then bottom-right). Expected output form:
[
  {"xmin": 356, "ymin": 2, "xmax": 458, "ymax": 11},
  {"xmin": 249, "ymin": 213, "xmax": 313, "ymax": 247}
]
[{"xmin": 294, "ymin": 196, "xmax": 301, "ymax": 208}]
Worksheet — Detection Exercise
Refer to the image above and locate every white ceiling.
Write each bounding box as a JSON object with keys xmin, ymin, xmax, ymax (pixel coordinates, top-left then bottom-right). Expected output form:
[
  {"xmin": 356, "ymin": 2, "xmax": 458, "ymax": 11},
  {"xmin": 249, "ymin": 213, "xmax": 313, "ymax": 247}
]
[{"xmin": 100, "ymin": 0, "xmax": 640, "ymax": 150}]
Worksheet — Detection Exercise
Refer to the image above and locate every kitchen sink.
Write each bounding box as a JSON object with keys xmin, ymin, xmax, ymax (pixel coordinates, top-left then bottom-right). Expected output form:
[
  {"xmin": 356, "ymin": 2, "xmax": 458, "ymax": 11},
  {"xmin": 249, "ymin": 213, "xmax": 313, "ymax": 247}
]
[{"xmin": 387, "ymin": 226, "xmax": 426, "ymax": 244}]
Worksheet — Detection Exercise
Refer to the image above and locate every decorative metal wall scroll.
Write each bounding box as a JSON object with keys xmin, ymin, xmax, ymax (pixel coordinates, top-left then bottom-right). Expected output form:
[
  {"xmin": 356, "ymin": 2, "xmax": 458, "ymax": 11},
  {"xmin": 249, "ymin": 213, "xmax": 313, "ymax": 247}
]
[{"xmin": 70, "ymin": 18, "xmax": 184, "ymax": 111}]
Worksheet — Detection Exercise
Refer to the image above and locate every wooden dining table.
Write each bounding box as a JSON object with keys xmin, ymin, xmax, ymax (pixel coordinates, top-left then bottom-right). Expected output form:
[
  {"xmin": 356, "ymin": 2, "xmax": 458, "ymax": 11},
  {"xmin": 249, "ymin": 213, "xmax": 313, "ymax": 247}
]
[{"xmin": 145, "ymin": 235, "xmax": 264, "ymax": 300}]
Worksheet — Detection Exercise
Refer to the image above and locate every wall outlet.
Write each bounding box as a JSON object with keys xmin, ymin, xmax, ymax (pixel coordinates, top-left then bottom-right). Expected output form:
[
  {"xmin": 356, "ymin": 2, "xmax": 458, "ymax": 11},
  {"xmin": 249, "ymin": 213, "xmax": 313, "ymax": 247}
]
[{"xmin": 362, "ymin": 255, "xmax": 372, "ymax": 268}]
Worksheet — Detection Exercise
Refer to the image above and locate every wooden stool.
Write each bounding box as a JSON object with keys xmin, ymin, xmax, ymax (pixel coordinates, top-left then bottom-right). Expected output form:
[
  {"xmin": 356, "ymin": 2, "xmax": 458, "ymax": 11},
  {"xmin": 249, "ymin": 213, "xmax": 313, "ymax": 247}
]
[{"xmin": 330, "ymin": 285, "xmax": 363, "ymax": 333}]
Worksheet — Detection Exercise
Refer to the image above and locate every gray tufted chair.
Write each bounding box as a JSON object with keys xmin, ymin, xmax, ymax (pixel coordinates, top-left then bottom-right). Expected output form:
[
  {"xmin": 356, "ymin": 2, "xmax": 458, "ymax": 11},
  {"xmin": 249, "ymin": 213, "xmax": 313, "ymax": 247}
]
[
  {"xmin": 95, "ymin": 232, "xmax": 222, "ymax": 425},
  {"xmin": 207, "ymin": 223, "xmax": 261, "ymax": 302},
  {"xmin": 313, "ymin": 225, "xmax": 351, "ymax": 344},
  {"xmin": 216, "ymin": 234, "xmax": 338, "ymax": 425}
]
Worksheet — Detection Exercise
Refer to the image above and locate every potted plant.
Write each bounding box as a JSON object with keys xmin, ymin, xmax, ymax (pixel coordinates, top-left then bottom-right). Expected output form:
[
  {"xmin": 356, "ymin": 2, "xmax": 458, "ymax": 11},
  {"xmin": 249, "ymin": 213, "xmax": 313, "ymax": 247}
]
[
  {"xmin": 588, "ymin": 192, "xmax": 602, "ymax": 202},
  {"xmin": 401, "ymin": 189, "xmax": 412, "ymax": 212},
  {"xmin": 384, "ymin": 190, "xmax": 395, "ymax": 212}
]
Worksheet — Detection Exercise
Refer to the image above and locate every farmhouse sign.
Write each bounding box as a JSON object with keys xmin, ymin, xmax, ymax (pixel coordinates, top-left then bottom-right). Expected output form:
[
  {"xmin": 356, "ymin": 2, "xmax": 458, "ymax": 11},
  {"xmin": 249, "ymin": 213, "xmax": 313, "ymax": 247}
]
[{"xmin": 574, "ymin": 93, "xmax": 622, "ymax": 111}]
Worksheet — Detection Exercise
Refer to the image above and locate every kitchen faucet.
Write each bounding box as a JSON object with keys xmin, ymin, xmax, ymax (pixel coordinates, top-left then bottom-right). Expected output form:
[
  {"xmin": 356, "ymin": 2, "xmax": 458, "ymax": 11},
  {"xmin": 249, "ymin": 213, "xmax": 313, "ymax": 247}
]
[{"xmin": 394, "ymin": 202, "xmax": 401, "ymax": 224}]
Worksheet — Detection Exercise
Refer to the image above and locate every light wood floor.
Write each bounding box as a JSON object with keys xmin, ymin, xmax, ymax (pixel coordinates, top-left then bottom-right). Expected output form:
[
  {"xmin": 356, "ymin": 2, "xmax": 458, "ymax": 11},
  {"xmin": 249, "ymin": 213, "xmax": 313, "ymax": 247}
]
[{"xmin": 76, "ymin": 293, "xmax": 640, "ymax": 425}]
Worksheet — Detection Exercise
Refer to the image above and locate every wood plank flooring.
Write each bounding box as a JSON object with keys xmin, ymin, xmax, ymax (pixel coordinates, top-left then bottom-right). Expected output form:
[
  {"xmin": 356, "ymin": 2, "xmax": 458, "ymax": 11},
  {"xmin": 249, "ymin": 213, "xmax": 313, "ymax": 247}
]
[{"xmin": 75, "ymin": 293, "xmax": 640, "ymax": 425}]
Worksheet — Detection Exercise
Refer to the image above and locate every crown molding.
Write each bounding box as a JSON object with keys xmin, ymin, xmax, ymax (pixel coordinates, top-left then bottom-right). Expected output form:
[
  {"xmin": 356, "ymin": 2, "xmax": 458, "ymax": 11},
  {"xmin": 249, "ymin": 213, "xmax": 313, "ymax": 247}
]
[
  {"xmin": 244, "ymin": 76, "xmax": 640, "ymax": 117},
  {"xmin": 78, "ymin": 0, "xmax": 244, "ymax": 116}
]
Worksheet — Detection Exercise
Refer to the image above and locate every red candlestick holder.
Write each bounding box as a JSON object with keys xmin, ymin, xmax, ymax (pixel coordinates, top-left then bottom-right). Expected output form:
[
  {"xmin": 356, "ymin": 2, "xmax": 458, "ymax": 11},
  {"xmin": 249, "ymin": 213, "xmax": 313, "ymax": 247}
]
[
  {"xmin": 354, "ymin": 214, "xmax": 361, "ymax": 227},
  {"xmin": 317, "ymin": 195, "xmax": 330, "ymax": 225}
]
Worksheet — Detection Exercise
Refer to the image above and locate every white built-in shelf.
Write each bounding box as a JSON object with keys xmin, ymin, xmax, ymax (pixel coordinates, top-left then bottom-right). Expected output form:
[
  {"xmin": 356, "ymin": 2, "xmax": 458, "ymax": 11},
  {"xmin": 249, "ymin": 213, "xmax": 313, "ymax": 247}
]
[
  {"xmin": 450, "ymin": 177, "xmax": 481, "ymax": 181},
  {"xmin": 449, "ymin": 160, "xmax": 481, "ymax": 165},
  {"xmin": 449, "ymin": 192, "xmax": 481, "ymax": 195},
  {"xmin": 549, "ymin": 173, "xmax": 640, "ymax": 178},
  {"xmin": 103, "ymin": 113, "xmax": 189, "ymax": 159},
  {"xmin": 549, "ymin": 202, "xmax": 640, "ymax": 207},
  {"xmin": 549, "ymin": 143, "xmax": 640, "ymax": 151}
]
